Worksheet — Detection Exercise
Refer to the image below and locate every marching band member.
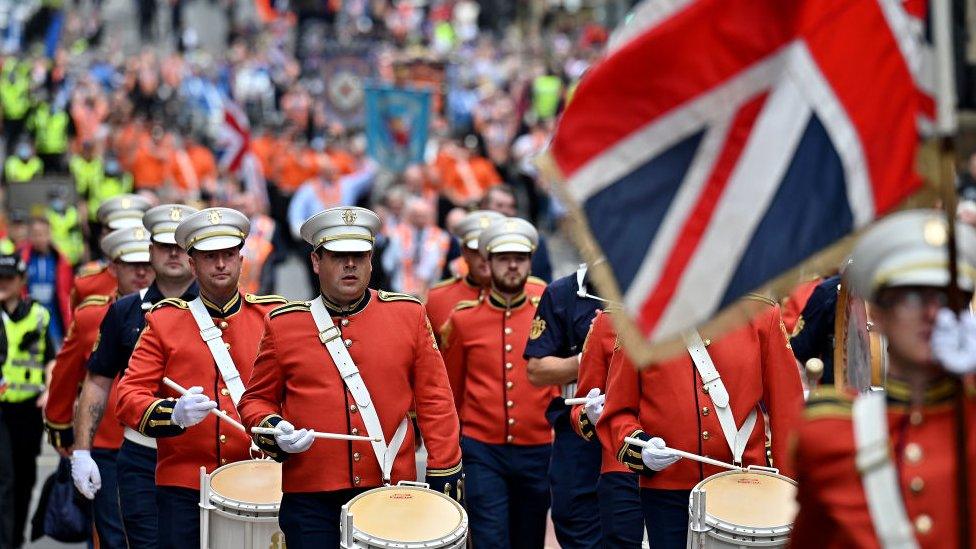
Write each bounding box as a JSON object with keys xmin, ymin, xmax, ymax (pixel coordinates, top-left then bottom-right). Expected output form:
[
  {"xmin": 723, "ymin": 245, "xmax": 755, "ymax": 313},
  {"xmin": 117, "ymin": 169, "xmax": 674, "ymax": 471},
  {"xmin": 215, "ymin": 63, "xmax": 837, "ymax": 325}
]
[
  {"xmin": 569, "ymin": 310, "xmax": 644, "ymax": 546},
  {"xmin": 76, "ymin": 204, "xmax": 198, "ymax": 548},
  {"xmin": 440, "ymin": 217, "xmax": 558, "ymax": 548},
  {"xmin": 238, "ymin": 206, "xmax": 463, "ymax": 549},
  {"xmin": 599, "ymin": 295, "xmax": 803, "ymax": 548},
  {"xmin": 44, "ymin": 226, "xmax": 153, "ymax": 548},
  {"xmin": 791, "ymin": 210, "xmax": 976, "ymax": 547},
  {"xmin": 115, "ymin": 207, "xmax": 286, "ymax": 549}
]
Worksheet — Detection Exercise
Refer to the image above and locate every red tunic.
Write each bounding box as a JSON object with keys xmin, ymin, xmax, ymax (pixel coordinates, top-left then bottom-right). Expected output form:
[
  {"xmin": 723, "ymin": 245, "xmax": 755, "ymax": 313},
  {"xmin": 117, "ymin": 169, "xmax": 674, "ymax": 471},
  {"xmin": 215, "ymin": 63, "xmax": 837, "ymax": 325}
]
[
  {"xmin": 440, "ymin": 289, "xmax": 559, "ymax": 446},
  {"xmin": 790, "ymin": 380, "xmax": 976, "ymax": 548},
  {"xmin": 237, "ymin": 290, "xmax": 462, "ymax": 493},
  {"xmin": 599, "ymin": 299, "xmax": 803, "ymax": 489},
  {"xmin": 426, "ymin": 276, "xmax": 481, "ymax": 334},
  {"xmin": 115, "ymin": 291, "xmax": 286, "ymax": 489},
  {"xmin": 70, "ymin": 262, "xmax": 117, "ymax": 311}
]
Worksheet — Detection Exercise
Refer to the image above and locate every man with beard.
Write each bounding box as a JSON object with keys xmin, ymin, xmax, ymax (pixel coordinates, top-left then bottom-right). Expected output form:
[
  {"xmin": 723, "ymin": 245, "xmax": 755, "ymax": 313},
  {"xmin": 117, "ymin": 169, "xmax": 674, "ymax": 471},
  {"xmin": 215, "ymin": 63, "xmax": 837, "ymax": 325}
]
[
  {"xmin": 440, "ymin": 217, "xmax": 558, "ymax": 548},
  {"xmin": 73, "ymin": 204, "xmax": 198, "ymax": 548},
  {"xmin": 116, "ymin": 207, "xmax": 286, "ymax": 549}
]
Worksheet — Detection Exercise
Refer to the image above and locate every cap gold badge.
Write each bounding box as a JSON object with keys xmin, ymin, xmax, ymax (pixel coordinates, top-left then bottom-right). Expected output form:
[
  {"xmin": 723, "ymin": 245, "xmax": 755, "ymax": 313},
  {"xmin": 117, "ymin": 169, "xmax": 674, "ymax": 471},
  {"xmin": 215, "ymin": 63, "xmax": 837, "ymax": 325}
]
[
  {"xmin": 341, "ymin": 209, "xmax": 357, "ymax": 225},
  {"xmin": 923, "ymin": 218, "xmax": 947, "ymax": 247},
  {"xmin": 208, "ymin": 210, "xmax": 222, "ymax": 225},
  {"xmin": 170, "ymin": 207, "xmax": 183, "ymax": 221}
]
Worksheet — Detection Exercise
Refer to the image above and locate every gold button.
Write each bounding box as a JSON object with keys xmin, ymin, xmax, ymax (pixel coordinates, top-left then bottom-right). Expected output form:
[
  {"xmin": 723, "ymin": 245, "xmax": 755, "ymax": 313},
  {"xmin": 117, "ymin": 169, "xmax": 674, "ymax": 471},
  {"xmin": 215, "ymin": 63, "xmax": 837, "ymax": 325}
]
[
  {"xmin": 351, "ymin": 428, "xmax": 359, "ymax": 435},
  {"xmin": 702, "ymin": 386, "xmax": 709, "ymax": 394},
  {"xmin": 506, "ymin": 400, "xmax": 514, "ymax": 408},
  {"xmin": 349, "ymin": 404, "xmax": 358, "ymax": 413},
  {"xmin": 505, "ymin": 344, "xmax": 512, "ymax": 352},
  {"xmin": 701, "ymin": 406, "xmax": 710, "ymax": 416},
  {"xmin": 506, "ymin": 381, "xmax": 514, "ymax": 389},
  {"xmin": 344, "ymin": 339, "xmax": 353, "ymax": 348},
  {"xmin": 507, "ymin": 418, "xmax": 515, "ymax": 425},
  {"xmin": 505, "ymin": 311, "xmax": 511, "ymax": 318},
  {"xmin": 354, "ymin": 476, "xmax": 361, "ymax": 485},
  {"xmin": 219, "ymin": 321, "xmax": 228, "ymax": 329},
  {"xmin": 220, "ymin": 388, "xmax": 229, "ymax": 396},
  {"xmin": 224, "ymin": 342, "xmax": 231, "ymax": 350},
  {"xmin": 702, "ymin": 431, "xmax": 710, "ymax": 440},
  {"xmin": 353, "ymin": 452, "xmax": 361, "ymax": 462},
  {"xmin": 504, "ymin": 327, "xmax": 512, "ymax": 335},
  {"xmin": 905, "ymin": 443, "xmax": 923, "ymax": 463},
  {"xmin": 910, "ymin": 411, "xmax": 924, "ymax": 426},
  {"xmin": 505, "ymin": 362, "xmax": 513, "ymax": 370},
  {"xmin": 221, "ymin": 458, "xmax": 227, "ymax": 465},
  {"xmin": 219, "ymin": 434, "xmax": 226, "ymax": 443},
  {"xmin": 506, "ymin": 435, "xmax": 513, "ymax": 443},
  {"xmin": 341, "ymin": 319, "xmax": 349, "ymax": 327},
  {"xmin": 703, "ymin": 339, "xmax": 711, "ymax": 346},
  {"xmin": 909, "ymin": 477, "xmax": 924, "ymax": 494},
  {"xmin": 914, "ymin": 514, "xmax": 932, "ymax": 534}
]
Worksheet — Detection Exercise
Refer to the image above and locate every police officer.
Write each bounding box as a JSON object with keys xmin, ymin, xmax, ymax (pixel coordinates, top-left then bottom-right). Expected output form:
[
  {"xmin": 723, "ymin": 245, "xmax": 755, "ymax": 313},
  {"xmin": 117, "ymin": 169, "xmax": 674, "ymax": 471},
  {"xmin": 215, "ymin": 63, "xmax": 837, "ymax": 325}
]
[
  {"xmin": 78, "ymin": 204, "xmax": 197, "ymax": 548},
  {"xmin": 0, "ymin": 58, "xmax": 31, "ymax": 147},
  {"xmin": 116, "ymin": 207, "xmax": 285, "ymax": 549},
  {"xmin": 440, "ymin": 217, "xmax": 557, "ymax": 548},
  {"xmin": 791, "ymin": 210, "xmax": 976, "ymax": 547},
  {"xmin": 523, "ymin": 262, "xmax": 606, "ymax": 548},
  {"xmin": 238, "ymin": 206, "xmax": 463, "ymax": 549},
  {"xmin": 3, "ymin": 138, "xmax": 42, "ymax": 184},
  {"xmin": 0, "ymin": 253, "xmax": 55, "ymax": 548},
  {"xmin": 44, "ymin": 226, "xmax": 154, "ymax": 548},
  {"xmin": 80, "ymin": 157, "xmax": 135, "ymax": 257}
]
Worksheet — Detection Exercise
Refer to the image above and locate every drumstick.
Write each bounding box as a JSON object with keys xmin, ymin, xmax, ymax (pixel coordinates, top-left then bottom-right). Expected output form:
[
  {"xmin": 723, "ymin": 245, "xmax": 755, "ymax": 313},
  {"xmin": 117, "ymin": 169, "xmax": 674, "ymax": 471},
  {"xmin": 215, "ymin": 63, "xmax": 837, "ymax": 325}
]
[
  {"xmin": 251, "ymin": 426, "xmax": 380, "ymax": 442},
  {"xmin": 563, "ymin": 397, "xmax": 587, "ymax": 405},
  {"xmin": 162, "ymin": 377, "xmax": 246, "ymax": 433},
  {"xmin": 623, "ymin": 437, "xmax": 743, "ymax": 471}
]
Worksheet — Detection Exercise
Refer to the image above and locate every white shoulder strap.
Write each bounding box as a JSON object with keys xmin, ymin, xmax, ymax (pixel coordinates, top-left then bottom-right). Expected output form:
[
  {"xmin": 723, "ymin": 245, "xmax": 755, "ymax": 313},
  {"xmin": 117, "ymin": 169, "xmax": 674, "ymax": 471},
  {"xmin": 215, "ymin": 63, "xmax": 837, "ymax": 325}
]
[
  {"xmin": 684, "ymin": 331, "xmax": 757, "ymax": 464},
  {"xmin": 187, "ymin": 297, "xmax": 246, "ymax": 406},
  {"xmin": 852, "ymin": 392, "xmax": 919, "ymax": 549},
  {"xmin": 309, "ymin": 297, "xmax": 408, "ymax": 483}
]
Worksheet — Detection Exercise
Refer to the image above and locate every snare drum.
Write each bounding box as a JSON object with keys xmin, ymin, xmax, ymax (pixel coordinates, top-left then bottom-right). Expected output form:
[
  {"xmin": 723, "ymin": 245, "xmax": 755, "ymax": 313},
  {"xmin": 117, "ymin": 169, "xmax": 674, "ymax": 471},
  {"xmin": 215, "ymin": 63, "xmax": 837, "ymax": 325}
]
[
  {"xmin": 199, "ymin": 460, "xmax": 285, "ymax": 549},
  {"xmin": 687, "ymin": 467, "xmax": 797, "ymax": 548},
  {"xmin": 339, "ymin": 481, "xmax": 467, "ymax": 548}
]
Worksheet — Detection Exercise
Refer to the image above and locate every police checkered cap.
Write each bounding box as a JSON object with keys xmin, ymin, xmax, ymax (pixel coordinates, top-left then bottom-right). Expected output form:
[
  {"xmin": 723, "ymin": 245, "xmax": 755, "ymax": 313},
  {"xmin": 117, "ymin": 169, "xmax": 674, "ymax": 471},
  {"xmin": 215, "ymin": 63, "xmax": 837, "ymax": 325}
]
[
  {"xmin": 174, "ymin": 208, "xmax": 250, "ymax": 252},
  {"xmin": 478, "ymin": 217, "xmax": 538, "ymax": 257},
  {"xmin": 96, "ymin": 194, "xmax": 152, "ymax": 229},
  {"xmin": 847, "ymin": 209, "xmax": 976, "ymax": 300},
  {"xmin": 300, "ymin": 207, "xmax": 382, "ymax": 253},
  {"xmin": 100, "ymin": 227, "xmax": 151, "ymax": 263},
  {"xmin": 453, "ymin": 210, "xmax": 505, "ymax": 250},
  {"xmin": 143, "ymin": 204, "xmax": 199, "ymax": 244}
]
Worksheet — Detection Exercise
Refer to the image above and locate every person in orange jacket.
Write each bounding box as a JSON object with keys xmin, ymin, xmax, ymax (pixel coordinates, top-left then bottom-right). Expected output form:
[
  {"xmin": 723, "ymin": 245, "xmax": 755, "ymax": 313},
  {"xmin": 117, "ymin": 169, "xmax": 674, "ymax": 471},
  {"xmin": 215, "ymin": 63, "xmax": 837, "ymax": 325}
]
[
  {"xmin": 598, "ymin": 294, "xmax": 803, "ymax": 548},
  {"xmin": 115, "ymin": 208, "xmax": 286, "ymax": 549},
  {"xmin": 790, "ymin": 209, "xmax": 976, "ymax": 548},
  {"xmin": 44, "ymin": 226, "xmax": 153, "ymax": 548},
  {"xmin": 439, "ymin": 216, "xmax": 558, "ymax": 548},
  {"xmin": 237, "ymin": 206, "xmax": 462, "ymax": 548}
]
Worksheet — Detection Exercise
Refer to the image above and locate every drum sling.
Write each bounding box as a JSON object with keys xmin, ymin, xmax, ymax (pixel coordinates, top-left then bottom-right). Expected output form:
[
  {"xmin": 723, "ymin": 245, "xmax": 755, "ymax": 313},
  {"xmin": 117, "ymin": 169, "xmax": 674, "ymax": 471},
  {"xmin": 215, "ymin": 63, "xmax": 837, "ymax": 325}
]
[
  {"xmin": 188, "ymin": 297, "xmax": 247, "ymax": 405},
  {"xmin": 309, "ymin": 297, "xmax": 409, "ymax": 483},
  {"xmin": 685, "ymin": 331, "xmax": 757, "ymax": 465}
]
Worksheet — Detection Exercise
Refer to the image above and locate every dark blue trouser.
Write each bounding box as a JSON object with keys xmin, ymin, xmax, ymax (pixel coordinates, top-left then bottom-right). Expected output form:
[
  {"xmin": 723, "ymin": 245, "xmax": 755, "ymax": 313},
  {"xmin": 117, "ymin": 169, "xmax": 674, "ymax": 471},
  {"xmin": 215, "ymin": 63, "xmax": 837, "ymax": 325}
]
[
  {"xmin": 640, "ymin": 488, "xmax": 691, "ymax": 549},
  {"xmin": 597, "ymin": 472, "xmax": 644, "ymax": 548},
  {"xmin": 116, "ymin": 439, "xmax": 158, "ymax": 549},
  {"xmin": 155, "ymin": 486, "xmax": 198, "ymax": 549},
  {"xmin": 461, "ymin": 436, "xmax": 551, "ymax": 549},
  {"xmin": 278, "ymin": 489, "xmax": 367, "ymax": 549},
  {"xmin": 90, "ymin": 449, "xmax": 126, "ymax": 549},
  {"xmin": 548, "ymin": 408, "xmax": 603, "ymax": 549}
]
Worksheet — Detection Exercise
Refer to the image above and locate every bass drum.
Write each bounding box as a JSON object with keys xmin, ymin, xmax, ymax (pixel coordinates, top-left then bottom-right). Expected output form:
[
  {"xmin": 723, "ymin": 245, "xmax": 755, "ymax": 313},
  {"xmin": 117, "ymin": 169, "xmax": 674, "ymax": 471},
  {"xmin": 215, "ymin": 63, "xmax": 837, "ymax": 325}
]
[{"xmin": 340, "ymin": 481, "xmax": 467, "ymax": 548}]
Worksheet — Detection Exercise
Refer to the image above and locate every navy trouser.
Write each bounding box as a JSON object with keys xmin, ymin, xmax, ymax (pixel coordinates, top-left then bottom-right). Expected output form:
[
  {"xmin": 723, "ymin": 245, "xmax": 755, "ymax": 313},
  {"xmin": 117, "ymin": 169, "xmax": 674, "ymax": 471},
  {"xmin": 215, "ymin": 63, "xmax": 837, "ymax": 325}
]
[
  {"xmin": 640, "ymin": 488, "xmax": 691, "ymax": 549},
  {"xmin": 461, "ymin": 436, "xmax": 551, "ymax": 549},
  {"xmin": 278, "ymin": 489, "xmax": 367, "ymax": 549},
  {"xmin": 597, "ymin": 472, "xmax": 644, "ymax": 548},
  {"xmin": 116, "ymin": 439, "xmax": 158, "ymax": 548},
  {"xmin": 156, "ymin": 486, "xmax": 199, "ymax": 549},
  {"xmin": 548, "ymin": 409, "xmax": 603, "ymax": 549},
  {"xmin": 90, "ymin": 449, "xmax": 126, "ymax": 549}
]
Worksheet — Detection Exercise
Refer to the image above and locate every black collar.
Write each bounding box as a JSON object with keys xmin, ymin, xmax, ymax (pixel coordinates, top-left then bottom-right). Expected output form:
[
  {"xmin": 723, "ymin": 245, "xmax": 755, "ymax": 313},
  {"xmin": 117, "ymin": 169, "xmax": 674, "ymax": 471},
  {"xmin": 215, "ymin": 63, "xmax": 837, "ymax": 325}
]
[
  {"xmin": 462, "ymin": 275, "xmax": 482, "ymax": 290},
  {"xmin": 320, "ymin": 290, "xmax": 370, "ymax": 316},
  {"xmin": 201, "ymin": 291, "xmax": 242, "ymax": 318},
  {"xmin": 3, "ymin": 299, "xmax": 31, "ymax": 321},
  {"xmin": 488, "ymin": 289, "xmax": 526, "ymax": 310}
]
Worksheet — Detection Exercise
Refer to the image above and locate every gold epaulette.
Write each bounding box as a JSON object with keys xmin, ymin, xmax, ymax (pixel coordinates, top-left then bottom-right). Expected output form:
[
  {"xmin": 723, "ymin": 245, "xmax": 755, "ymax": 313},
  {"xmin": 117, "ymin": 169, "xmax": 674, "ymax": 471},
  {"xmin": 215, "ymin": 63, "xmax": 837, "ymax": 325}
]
[
  {"xmin": 77, "ymin": 294, "xmax": 111, "ymax": 309},
  {"xmin": 378, "ymin": 290, "xmax": 421, "ymax": 304},
  {"xmin": 431, "ymin": 277, "xmax": 460, "ymax": 290},
  {"xmin": 743, "ymin": 292, "xmax": 777, "ymax": 307},
  {"xmin": 245, "ymin": 293, "xmax": 289, "ymax": 305},
  {"xmin": 269, "ymin": 301, "xmax": 311, "ymax": 318},
  {"xmin": 803, "ymin": 386, "xmax": 853, "ymax": 420},
  {"xmin": 452, "ymin": 299, "xmax": 480, "ymax": 312},
  {"xmin": 530, "ymin": 295, "xmax": 541, "ymax": 306},
  {"xmin": 149, "ymin": 298, "xmax": 189, "ymax": 312},
  {"xmin": 77, "ymin": 262, "xmax": 107, "ymax": 278},
  {"xmin": 527, "ymin": 276, "xmax": 547, "ymax": 287}
]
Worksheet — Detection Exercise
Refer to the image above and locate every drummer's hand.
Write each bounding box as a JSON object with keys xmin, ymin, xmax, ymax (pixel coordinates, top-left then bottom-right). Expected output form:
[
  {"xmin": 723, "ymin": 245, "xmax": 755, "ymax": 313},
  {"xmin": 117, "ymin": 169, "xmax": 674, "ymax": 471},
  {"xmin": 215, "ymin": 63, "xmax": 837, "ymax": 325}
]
[
  {"xmin": 274, "ymin": 421, "xmax": 314, "ymax": 453},
  {"xmin": 583, "ymin": 388, "xmax": 605, "ymax": 424},
  {"xmin": 171, "ymin": 386, "xmax": 217, "ymax": 429},
  {"xmin": 641, "ymin": 437, "xmax": 681, "ymax": 472},
  {"xmin": 426, "ymin": 467, "xmax": 464, "ymax": 503},
  {"xmin": 71, "ymin": 450, "xmax": 101, "ymax": 500}
]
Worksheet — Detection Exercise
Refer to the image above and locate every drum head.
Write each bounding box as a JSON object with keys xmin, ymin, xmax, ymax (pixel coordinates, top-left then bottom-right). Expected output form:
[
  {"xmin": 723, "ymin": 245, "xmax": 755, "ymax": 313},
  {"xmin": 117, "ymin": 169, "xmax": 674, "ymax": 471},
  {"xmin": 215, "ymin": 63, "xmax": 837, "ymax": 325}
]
[
  {"xmin": 209, "ymin": 460, "xmax": 282, "ymax": 506},
  {"xmin": 348, "ymin": 486, "xmax": 463, "ymax": 542},
  {"xmin": 699, "ymin": 471, "xmax": 797, "ymax": 528}
]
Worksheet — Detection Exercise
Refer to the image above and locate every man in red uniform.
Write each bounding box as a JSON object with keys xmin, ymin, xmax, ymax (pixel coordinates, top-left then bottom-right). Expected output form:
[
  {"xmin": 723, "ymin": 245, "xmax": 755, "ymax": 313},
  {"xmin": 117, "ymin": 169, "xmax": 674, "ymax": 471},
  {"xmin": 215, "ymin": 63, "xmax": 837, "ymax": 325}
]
[
  {"xmin": 238, "ymin": 206, "xmax": 462, "ymax": 549},
  {"xmin": 70, "ymin": 194, "xmax": 153, "ymax": 309},
  {"xmin": 599, "ymin": 294, "xmax": 803, "ymax": 548},
  {"xmin": 791, "ymin": 209, "xmax": 976, "ymax": 548},
  {"xmin": 115, "ymin": 207, "xmax": 286, "ymax": 549},
  {"xmin": 440, "ymin": 216, "xmax": 557, "ymax": 548},
  {"xmin": 44, "ymin": 226, "xmax": 153, "ymax": 548}
]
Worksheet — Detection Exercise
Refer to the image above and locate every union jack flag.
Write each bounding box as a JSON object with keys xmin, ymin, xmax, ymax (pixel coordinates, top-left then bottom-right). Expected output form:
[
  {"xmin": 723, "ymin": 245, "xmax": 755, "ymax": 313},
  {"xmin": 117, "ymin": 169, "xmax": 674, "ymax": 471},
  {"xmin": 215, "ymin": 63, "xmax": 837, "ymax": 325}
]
[{"xmin": 546, "ymin": 0, "xmax": 930, "ymax": 363}]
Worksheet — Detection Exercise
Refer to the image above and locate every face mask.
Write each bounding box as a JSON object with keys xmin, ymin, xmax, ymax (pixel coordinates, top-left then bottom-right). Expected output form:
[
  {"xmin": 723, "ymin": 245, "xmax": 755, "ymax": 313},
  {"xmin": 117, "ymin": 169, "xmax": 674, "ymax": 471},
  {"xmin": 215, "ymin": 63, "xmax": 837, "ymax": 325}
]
[
  {"xmin": 50, "ymin": 199, "xmax": 66, "ymax": 213},
  {"xmin": 16, "ymin": 146, "xmax": 30, "ymax": 159}
]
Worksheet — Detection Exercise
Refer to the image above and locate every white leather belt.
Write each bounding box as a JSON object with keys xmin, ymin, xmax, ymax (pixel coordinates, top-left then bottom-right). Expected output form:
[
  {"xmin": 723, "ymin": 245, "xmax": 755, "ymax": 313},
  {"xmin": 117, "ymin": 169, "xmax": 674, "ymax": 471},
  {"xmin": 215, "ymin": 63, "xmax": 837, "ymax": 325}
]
[{"xmin": 123, "ymin": 427, "xmax": 157, "ymax": 449}]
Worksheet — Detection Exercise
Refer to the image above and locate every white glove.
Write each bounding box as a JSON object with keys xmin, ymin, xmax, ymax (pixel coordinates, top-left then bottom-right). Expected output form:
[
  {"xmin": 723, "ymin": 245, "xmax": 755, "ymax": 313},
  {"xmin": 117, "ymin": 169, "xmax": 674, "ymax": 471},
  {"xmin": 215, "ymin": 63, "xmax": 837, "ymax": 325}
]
[
  {"xmin": 583, "ymin": 388, "xmax": 605, "ymax": 425},
  {"xmin": 171, "ymin": 386, "xmax": 217, "ymax": 429},
  {"xmin": 71, "ymin": 450, "xmax": 101, "ymax": 500},
  {"xmin": 932, "ymin": 308, "xmax": 976, "ymax": 375},
  {"xmin": 641, "ymin": 437, "xmax": 681, "ymax": 472},
  {"xmin": 274, "ymin": 420, "xmax": 314, "ymax": 454}
]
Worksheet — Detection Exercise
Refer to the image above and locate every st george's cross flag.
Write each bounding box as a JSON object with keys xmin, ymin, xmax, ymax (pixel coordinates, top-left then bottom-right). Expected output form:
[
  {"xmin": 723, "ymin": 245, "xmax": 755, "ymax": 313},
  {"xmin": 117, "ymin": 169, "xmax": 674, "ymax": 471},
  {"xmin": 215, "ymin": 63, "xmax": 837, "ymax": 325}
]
[{"xmin": 545, "ymin": 0, "xmax": 932, "ymax": 364}]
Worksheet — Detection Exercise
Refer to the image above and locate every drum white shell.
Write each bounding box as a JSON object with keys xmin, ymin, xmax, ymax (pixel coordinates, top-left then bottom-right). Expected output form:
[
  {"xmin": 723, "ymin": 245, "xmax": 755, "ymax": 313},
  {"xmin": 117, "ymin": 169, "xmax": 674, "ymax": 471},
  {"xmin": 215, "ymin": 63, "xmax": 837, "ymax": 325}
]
[
  {"xmin": 687, "ymin": 467, "xmax": 797, "ymax": 548},
  {"xmin": 340, "ymin": 481, "xmax": 468, "ymax": 548},
  {"xmin": 199, "ymin": 460, "xmax": 285, "ymax": 549}
]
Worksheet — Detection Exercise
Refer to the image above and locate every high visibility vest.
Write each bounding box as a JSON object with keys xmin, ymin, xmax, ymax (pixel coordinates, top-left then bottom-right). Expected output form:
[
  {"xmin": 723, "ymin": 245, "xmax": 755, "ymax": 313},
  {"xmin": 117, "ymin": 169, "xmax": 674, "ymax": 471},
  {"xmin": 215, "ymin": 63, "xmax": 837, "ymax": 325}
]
[
  {"xmin": 69, "ymin": 155, "xmax": 104, "ymax": 197},
  {"xmin": 0, "ymin": 63, "xmax": 30, "ymax": 121},
  {"xmin": 0, "ymin": 239, "xmax": 13, "ymax": 255},
  {"xmin": 4, "ymin": 156, "xmax": 43, "ymax": 183},
  {"xmin": 47, "ymin": 207, "xmax": 83, "ymax": 265},
  {"xmin": 0, "ymin": 302, "xmax": 51, "ymax": 403},
  {"xmin": 240, "ymin": 215, "xmax": 275, "ymax": 294},
  {"xmin": 87, "ymin": 174, "xmax": 133, "ymax": 221},
  {"xmin": 31, "ymin": 104, "xmax": 70, "ymax": 155}
]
